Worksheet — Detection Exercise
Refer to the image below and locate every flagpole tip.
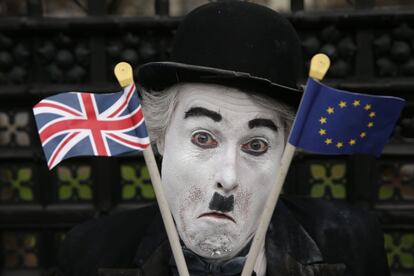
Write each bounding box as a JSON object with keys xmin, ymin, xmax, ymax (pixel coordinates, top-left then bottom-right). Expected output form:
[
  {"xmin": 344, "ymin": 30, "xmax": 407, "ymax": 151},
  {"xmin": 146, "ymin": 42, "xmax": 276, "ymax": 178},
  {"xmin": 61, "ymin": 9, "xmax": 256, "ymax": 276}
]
[
  {"xmin": 309, "ymin": 53, "xmax": 330, "ymax": 81},
  {"xmin": 114, "ymin": 62, "xmax": 134, "ymax": 87}
]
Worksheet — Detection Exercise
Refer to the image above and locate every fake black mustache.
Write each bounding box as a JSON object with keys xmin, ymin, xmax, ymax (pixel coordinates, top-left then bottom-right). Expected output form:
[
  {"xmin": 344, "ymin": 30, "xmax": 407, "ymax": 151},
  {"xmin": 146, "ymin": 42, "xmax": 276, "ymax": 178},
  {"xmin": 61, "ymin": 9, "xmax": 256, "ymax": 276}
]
[{"xmin": 208, "ymin": 192, "xmax": 234, "ymax": 213}]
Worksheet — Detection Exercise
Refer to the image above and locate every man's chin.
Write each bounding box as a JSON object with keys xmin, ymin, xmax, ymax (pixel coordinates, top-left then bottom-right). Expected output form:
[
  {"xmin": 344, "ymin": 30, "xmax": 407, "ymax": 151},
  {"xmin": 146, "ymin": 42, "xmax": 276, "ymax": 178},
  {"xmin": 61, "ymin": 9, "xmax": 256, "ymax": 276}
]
[
  {"xmin": 181, "ymin": 228, "xmax": 242, "ymax": 260},
  {"xmin": 193, "ymin": 234, "xmax": 235, "ymax": 259}
]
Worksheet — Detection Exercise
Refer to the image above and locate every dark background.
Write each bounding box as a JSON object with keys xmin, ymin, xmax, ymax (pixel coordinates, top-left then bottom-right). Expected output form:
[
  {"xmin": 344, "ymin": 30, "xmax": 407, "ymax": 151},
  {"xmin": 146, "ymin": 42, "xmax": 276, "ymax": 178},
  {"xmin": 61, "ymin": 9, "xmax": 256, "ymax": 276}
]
[{"xmin": 1, "ymin": 0, "xmax": 414, "ymax": 275}]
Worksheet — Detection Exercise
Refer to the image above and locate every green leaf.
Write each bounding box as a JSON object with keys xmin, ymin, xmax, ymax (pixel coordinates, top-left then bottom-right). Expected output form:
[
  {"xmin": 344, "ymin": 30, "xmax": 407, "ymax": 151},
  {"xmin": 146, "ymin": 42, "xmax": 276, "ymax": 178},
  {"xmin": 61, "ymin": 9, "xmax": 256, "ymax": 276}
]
[
  {"xmin": 59, "ymin": 185, "xmax": 72, "ymax": 200},
  {"xmin": 138, "ymin": 167, "xmax": 155, "ymax": 199},
  {"xmin": 330, "ymin": 183, "xmax": 346, "ymax": 199},
  {"xmin": 58, "ymin": 167, "xmax": 72, "ymax": 182},
  {"xmin": 77, "ymin": 166, "xmax": 91, "ymax": 181},
  {"xmin": 310, "ymin": 164, "xmax": 326, "ymax": 179},
  {"xmin": 122, "ymin": 184, "xmax": 136, "ymax": 200},
  {"xmin": 331, "ymin": 164, "xmax": 346, "ymax": 179},
  {"xmin": 400, "ymin": 253, "xmax": 414, "ymax": 268},
  {"xmin": 78, "ymin": 185, "xmax": 92, "ymax": 199},
  {"xmin": 383, "ymin": 234, "xmax": 394, "ymax": 248},
  {"xmin": 310, "ymin": 184, "xmax": 326, "ymax": 198},
  {"xmin": 17, "ymin": 168, "xmax": 32, "ymax": 182},
  {"xmin": 378, "ymin": 185, "xmax": 394, "ymax": 200},
  {"xmin": 121, "ymin": 166, "xmax": 136, "ymax": 181},
  {"xmin": 19, "ymin": 186, "xmax": 33, "ymax": 201},
  {"xmin": 141, "ymin": 184, "xmax": 155, "ymax": 199},
  {"xmin": 401, "ymin": 234, "xmax": 414, "ymax": 248}
]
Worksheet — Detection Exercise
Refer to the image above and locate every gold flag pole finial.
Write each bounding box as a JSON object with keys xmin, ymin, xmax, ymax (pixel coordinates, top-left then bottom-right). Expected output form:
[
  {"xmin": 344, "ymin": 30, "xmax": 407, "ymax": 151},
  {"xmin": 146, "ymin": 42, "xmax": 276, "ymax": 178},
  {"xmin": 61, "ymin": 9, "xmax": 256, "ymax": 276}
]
[
  {"xmin": 309, "ymin": 53, "xmax": 331, "ymax": 81},
  {"xmin": 114, "ymin": 62, "xmax": 134, "ymax": 88}
]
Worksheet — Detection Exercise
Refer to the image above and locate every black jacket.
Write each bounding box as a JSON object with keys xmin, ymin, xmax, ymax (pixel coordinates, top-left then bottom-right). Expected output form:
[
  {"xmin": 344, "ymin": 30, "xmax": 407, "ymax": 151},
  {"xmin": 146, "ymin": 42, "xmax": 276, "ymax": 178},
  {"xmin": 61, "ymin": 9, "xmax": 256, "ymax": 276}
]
[{"xmin": 57, "ymin": 197, "xmax": 389, "ymax": 276}]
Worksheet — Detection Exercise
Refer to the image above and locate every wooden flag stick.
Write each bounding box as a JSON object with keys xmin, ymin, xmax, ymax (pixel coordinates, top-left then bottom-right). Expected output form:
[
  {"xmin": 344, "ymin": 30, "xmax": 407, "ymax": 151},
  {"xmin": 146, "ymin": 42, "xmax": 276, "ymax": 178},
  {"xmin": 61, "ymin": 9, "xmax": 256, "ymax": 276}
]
[
  {"xmin": 241, "ymin": 54, "xmax": 330, "ymax": 276},
  {"xmin": 114, "ymin": 62, "xmax": 190, "ymax": 276}
]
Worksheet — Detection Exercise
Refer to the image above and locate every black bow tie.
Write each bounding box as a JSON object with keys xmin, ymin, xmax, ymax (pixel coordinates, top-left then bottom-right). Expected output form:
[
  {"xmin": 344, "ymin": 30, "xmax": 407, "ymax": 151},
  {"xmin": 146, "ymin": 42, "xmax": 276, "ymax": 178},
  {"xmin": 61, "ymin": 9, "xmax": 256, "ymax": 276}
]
[{"xmin": 170, "ymin": 247, "xmax": 256, "ymax": 276}]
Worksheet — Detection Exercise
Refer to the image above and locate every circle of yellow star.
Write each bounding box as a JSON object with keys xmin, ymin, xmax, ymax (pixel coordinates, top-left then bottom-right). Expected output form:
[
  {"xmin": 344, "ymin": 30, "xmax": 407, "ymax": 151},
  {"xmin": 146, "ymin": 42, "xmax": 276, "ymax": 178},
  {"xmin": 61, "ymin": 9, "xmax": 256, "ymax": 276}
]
[
  {"xmin": 319, "ymin": 117, "xmax": 327, "ymax": 124},
  {"xmin": 326, "ymin": 107, "xmax": 334, "ymax": 114},
  {"xmin": 368, "ymin": 122, "xmax": 374, "ymax": 128},
  {"xmin": 339, "ymin": 101, "xmax": 347, "ymax": 108},
  {"xmin": 360, "ymin": 132, "xmax": 366, "ymax": 138},
  {"xmin": 364, "ymin": 104, "xmax": 371, "ymax": 111},
  {"xmin": 319, "ymin": 129, "xmax": 327, "ymax": 136},
  {"xmin": 352, "ymin": 100, "xmax": 360, "ymax": 107},
  {"xmin": 336, "ymin": 142, "xmax": 344, "ymax": 148},
  {"xmin": 369, "ymin": 112, "xmax": 376, "ymax": 118},
  {"xmin": 349, "ymin": 139, "xmax": 356, "ymax": 145},
  {"xmin": 325, "ymin": 138, "xmax": 332, "ymax": 145}
]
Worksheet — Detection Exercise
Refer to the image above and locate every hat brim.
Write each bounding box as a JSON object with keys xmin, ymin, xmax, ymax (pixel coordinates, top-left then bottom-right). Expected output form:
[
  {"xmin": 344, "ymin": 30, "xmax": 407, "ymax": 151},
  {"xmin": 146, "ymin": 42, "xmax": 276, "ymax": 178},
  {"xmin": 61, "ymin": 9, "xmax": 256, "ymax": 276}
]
[{"xmin": 136, "ymin": 62, "xmax": 302, "ymax": 108}]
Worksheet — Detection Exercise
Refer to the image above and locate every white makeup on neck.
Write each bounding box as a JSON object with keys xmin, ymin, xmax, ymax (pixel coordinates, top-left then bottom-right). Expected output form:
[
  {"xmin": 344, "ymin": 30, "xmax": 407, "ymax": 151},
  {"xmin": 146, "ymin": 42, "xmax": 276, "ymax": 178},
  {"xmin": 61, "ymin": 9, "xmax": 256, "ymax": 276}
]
[{"xmin": 159, "ymin": 83, "xmax": 286, "ymax": 261}]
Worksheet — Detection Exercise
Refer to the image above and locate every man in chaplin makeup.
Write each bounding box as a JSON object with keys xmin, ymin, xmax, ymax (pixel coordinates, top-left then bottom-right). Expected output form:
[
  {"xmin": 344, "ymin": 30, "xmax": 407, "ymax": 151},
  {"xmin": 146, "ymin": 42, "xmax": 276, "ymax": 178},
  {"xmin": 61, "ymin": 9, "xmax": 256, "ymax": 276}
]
[{"xmin": 57, "ymin": 1, "xmax": 389, "ymax": 276}]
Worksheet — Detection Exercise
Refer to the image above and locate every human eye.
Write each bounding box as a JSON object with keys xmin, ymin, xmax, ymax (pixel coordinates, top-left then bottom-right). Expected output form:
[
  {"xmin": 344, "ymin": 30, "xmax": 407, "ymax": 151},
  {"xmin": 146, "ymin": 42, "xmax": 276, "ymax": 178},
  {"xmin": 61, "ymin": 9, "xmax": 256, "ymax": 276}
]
[
  {"xmin": 191, "ymin": 131, "xmax": 218, "ymax": 149},
  {"xmin": 241, "ymin": 138, "xmax": 269, "ymax": 156}
]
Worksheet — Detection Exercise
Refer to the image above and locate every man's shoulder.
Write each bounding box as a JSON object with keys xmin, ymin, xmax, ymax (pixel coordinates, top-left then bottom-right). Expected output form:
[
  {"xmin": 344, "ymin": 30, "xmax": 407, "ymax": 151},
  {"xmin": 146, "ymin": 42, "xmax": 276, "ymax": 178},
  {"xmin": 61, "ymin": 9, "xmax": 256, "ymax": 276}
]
[
  {"xmin": 278, "ymin": 196, "xmax": 389, "ymax": 275},
  {"xmin": 58, "ymin": 204, "xmax": 158, "ymax": 276},
  {"xmin": 281, "ymin": 195, "xmax": 375, "ymax": 222},
  {"xmin": 280, "ymin": 196, "xmax": 380, "ymax": 236}
]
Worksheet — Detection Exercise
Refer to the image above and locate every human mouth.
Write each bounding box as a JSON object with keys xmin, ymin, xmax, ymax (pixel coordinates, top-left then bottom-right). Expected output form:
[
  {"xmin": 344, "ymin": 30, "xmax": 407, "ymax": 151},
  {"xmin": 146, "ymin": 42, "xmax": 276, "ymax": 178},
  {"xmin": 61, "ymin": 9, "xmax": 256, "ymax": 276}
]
[{"xmin": 198, "ymin": 212, "xmax": 236, "ymax": 223}]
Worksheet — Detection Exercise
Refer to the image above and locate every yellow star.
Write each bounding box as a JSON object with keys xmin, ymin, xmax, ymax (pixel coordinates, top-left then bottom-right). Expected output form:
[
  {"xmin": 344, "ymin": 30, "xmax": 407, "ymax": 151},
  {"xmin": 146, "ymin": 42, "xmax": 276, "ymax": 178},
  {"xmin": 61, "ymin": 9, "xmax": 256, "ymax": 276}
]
[
  {"xmin": 319, "ymin": 129, "xmax": 327, "ymax": 136},
  {"xmin": 319, "ymin": 117, "xmax": 327, "ymax": 124},
  {"xmin": 368, "ymin": 122, "xmax": 374, "ymax": 128},
  {"xmin": 352, "ymin": 100, "xmax": 360, "ymax": 107},
  {"xmin": 336, "ymin": 142, "xmax": 344, "ymax": 148},
  {"xmin": 360, "ymin": 132, "xmax": 366, "ymax": 138},
  {"xmin": 339, "ymin": 101, "xmax": 347, "ymax": 108},
  {"xmin": 349, "ymin": 139, "xmax": 356, "ymax": 145},
  {"xmin": 325, "ymin": 138, "xmax": 332, "ymax": 145},
  {"xmin": 369, "ymin": 112, "xmax": 376, "ymax": 118},
  {"xmin": 326, "ymin": 107, "xmax": 334, "ymax": 114},
  {"xmin": 364, "ymin": 104, "xmax": 371, "ymax": 111}
]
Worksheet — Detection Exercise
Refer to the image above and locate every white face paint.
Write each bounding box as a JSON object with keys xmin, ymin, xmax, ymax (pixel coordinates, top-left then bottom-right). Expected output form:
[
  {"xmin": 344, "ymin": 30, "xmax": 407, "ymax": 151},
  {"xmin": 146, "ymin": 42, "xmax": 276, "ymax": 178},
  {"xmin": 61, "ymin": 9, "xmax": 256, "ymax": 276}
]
[{"xmin": 160, "ymin": 83, "xmax": 286, "ymax": 260}]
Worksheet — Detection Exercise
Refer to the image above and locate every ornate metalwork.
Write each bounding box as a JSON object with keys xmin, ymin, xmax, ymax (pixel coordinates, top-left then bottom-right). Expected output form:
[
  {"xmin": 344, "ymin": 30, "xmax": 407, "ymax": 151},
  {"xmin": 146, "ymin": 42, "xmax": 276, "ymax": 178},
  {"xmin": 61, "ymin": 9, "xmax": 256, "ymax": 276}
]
[
  {"xmin": 384, "ymin": 232, "xmax": 414, "ymax": 272},
  {"xmin": 54, "ymin": 164, "xmax": 93, "ymax": 202},
  {"xmin": 38, "ymin": 33, "xmax": 90, "ymax": 83},
  {"xmin": 0, "ymin": 165, "xmax": 35, "ymax": 203},
  {"xmin": 0, "ymin": 110, "xmax": 31, "ymax": 147},
  {"xmin": 308, "ymin": 161, "xmax": 347, "ymax": 199},
  {"xmin": 106, "ymin": 31, "xmax": 173, "ymax": 81},
  {"xmin": 301, "ymin": 26, "xmax": 356, "ymax": 78},
  {"xmin": 377, "ymin": 162, "xmax": 414, "ymax": 203},
  {"xmin": 0, "ymin": 34, "xmax": 30, "ymax": 85},
  {"xmin": 374, "ymin": 23, "xmax": 414, "ymax": 77},
  {"xmin": 120, "ymin": 162, "xmax": 155, "ymax": 202},
  {"xmin": 1, "ymin": 232, "xmax": 38, "ymax": 269},
  {"xmin": 394, "ymin": 113, "xmax": 414, "ymax": 143}
]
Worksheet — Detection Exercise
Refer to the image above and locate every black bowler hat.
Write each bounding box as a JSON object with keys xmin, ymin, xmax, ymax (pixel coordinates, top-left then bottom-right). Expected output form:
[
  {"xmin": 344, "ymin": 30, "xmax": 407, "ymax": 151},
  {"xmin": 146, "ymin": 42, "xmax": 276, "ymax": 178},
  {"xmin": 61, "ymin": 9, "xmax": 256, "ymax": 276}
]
[{"xmin": 137, "ymin": 1, "xmax": 303, "ymax": 106}]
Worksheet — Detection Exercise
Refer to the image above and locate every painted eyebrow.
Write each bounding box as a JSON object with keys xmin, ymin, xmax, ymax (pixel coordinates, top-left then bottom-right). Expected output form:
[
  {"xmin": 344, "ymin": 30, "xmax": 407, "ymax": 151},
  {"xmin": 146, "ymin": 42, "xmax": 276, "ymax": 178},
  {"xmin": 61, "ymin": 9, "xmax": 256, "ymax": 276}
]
[
  {"xmin": 248, "ymin": 118, "xmax": 278, "ymax": 132},
  {"xmin": 184, "ymin": 107, "xmax": 222, "ymax": 122}
]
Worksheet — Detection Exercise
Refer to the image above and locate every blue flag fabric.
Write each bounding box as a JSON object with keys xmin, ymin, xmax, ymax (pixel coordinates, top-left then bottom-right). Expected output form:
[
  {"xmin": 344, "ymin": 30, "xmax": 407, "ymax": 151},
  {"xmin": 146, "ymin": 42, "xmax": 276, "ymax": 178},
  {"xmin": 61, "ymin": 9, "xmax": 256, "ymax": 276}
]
[{"xmin": 288, "ymin": 78, "xmax": 405, "ymax": 156}]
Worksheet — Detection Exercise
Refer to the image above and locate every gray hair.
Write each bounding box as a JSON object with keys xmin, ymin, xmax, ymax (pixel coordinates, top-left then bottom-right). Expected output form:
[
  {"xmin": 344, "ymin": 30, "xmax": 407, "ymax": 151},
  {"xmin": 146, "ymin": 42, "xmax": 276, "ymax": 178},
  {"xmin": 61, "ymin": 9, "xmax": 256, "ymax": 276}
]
[{"xmin": 141, "ymin": 83, "xmax": 296, "ymax": 150}]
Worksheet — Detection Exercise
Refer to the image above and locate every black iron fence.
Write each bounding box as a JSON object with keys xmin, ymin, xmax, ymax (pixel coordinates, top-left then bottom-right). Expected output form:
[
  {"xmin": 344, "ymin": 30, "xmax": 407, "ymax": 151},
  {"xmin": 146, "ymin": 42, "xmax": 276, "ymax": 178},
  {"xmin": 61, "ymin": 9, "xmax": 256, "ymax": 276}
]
[{"xmin": 0, "ymin": 0, "xmax": 414, "ymax": 275}]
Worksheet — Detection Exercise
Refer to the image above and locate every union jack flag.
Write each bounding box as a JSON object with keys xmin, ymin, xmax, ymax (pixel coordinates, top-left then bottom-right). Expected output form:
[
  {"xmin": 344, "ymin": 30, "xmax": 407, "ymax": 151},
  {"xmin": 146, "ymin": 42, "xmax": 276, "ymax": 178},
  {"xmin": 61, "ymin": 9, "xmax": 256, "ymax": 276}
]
[{"xmin": 33, "ymin": 83, "xmax": 150, "ymax": 169}]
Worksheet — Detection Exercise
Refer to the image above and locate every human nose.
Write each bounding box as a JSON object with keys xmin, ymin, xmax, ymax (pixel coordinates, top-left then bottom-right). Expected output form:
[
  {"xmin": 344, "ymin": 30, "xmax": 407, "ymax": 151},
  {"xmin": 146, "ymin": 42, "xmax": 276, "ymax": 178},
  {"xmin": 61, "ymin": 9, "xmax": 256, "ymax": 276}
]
[{"xmin": 215, "ymin": 146, "xmax": 239, "ymax": 193}]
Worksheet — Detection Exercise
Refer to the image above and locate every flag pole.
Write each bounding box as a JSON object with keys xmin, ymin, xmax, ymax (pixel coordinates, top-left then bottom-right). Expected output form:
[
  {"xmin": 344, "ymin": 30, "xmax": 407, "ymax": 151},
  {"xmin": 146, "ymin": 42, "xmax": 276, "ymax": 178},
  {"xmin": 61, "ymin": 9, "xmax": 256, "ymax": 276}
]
[
  {"xmin": 241, "ymin": 54, "xmax": 331, "ymax": 276},
  {"xmin": 114, "ymin": 62, "xmax": 190, "ymax": 276}
]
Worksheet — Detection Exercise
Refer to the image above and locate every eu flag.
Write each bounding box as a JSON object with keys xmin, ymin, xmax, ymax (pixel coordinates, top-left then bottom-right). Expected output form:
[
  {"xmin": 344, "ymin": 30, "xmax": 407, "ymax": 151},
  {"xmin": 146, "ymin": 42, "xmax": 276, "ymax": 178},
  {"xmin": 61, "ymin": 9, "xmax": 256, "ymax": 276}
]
[{"xmin": 288, "ymin": 78, "xmax": 405, "ymax": 157}]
